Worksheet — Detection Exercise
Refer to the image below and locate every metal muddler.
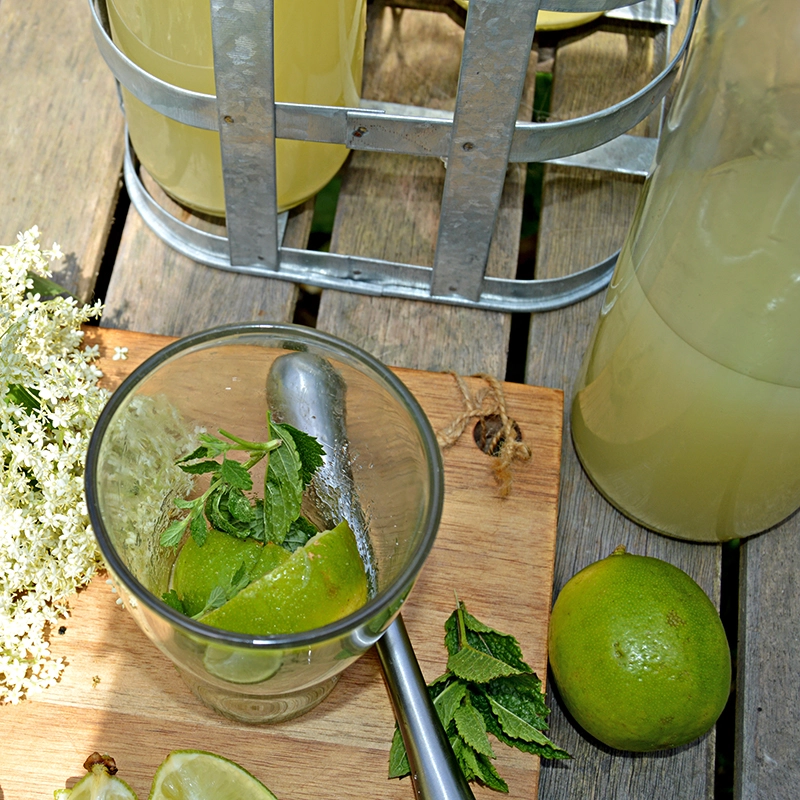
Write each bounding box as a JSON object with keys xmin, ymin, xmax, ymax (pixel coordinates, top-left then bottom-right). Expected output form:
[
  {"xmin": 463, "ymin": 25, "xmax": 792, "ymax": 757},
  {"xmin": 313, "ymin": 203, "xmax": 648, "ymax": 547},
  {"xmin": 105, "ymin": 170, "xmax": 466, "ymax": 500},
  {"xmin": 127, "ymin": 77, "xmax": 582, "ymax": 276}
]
[{"xmin": 267, "ymin": 351, "xmax": 475, "ymax": 800}]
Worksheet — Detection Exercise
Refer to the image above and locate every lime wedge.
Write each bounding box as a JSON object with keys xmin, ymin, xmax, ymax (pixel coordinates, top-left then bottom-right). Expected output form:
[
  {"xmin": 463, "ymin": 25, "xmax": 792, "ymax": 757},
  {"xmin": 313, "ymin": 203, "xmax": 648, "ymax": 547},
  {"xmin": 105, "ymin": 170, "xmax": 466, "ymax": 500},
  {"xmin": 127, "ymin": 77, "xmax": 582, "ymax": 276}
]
[
  {"xmin": 201, "ymin": 520, "xmax": 368, "ymax": 635},
  {"xmin": 148, "ymin": 751, "xmax": 278, "ymax": 800},
  {"xmin": 172, "ymin": 529, "xmax": 289, "ymax": 617},
  {"xmin": 56, "ymin": 758, "xmax": 137, "ymax": 800}
]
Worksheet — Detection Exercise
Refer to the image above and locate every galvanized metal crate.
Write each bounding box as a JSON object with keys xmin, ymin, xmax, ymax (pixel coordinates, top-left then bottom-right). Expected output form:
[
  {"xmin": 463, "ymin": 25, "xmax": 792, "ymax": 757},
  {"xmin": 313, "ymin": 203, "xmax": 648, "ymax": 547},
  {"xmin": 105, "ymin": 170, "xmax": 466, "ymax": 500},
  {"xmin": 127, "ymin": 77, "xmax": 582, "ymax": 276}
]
[{"xmin": 90, "ymin": 0, "xmax": 698, "ymax": 312}]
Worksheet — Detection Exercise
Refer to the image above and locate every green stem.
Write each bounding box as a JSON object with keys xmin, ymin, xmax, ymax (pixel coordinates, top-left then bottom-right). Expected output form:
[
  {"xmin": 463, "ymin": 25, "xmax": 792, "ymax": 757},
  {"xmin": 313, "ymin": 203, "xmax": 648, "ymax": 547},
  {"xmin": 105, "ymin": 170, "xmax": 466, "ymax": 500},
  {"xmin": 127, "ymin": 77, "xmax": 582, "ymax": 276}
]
[{"xmin": 218, "ymin": 428, "xmax": 282, "ymax": 453}]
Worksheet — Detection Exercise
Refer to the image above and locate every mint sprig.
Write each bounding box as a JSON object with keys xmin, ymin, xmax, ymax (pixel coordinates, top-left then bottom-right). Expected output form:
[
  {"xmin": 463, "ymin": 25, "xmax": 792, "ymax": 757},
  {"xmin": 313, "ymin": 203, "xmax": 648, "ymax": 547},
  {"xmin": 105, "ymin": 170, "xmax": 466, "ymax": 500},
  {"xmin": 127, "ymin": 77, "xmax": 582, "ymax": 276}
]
[
  {"xmin": 160, "ymin": 416, "xmax": 325, "ymax": 550},
  {"xmin": 388, "ymin": 600, "xmax": 569, "ymax": 793}
]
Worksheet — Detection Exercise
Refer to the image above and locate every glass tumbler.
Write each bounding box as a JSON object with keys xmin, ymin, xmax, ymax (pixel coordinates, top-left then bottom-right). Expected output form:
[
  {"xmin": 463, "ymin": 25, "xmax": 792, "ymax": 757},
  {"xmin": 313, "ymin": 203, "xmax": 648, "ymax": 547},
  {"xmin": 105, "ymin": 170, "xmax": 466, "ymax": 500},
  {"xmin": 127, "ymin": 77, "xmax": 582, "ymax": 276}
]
[{"xmin": 85, "ymin": 323, "xmax": 443, "ymax": 723}]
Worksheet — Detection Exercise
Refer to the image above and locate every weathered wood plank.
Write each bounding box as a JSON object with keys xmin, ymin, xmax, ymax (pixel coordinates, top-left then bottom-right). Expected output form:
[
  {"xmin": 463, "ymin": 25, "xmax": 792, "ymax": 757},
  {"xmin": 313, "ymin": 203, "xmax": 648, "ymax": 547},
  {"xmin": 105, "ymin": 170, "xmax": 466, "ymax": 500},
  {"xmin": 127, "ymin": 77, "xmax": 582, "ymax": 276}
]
[
  {"xmin": 101, "ymin": 185, "xmax": 311, "ymax": 335},
  {"xmin": 736, "ymin": 522, "xmax": 800, "ymax": 799},
  {"xmin": 0, "ymin": 0, "xmax": 124, "ymax": 302},
  {"xmin": 526, "ymin": 19, "xmax": 720, "ymax": 800},
  {"xmin": 317, "ymin": 3, "xmax": 535, "ymax": 377}
]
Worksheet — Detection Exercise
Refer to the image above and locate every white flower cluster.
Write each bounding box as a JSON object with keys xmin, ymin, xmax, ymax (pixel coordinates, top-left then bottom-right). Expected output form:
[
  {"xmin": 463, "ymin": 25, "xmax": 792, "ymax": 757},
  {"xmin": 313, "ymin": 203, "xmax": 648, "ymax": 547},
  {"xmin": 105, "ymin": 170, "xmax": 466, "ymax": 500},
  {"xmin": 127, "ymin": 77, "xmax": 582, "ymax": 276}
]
[{"xmin": 0, "ymin": 227, "xmax": 109, "ymax": 704}]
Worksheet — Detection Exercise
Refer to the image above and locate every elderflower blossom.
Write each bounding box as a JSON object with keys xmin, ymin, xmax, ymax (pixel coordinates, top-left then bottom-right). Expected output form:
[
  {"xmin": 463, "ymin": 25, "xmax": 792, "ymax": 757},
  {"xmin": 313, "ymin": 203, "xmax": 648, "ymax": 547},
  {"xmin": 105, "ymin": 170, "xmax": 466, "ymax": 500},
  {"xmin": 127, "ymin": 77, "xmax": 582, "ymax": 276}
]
[{"xmin": 0, "ymin": 227, "xmax": 108, "ymax": 704}]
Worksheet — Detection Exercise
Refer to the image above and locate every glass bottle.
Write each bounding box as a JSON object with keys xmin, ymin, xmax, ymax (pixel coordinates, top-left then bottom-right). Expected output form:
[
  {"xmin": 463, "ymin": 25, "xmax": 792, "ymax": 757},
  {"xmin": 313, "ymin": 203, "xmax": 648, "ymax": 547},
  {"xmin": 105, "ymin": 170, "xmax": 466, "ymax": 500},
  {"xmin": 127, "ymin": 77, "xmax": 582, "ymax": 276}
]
[
  {"xmin": 571, "ymin": 0, "xmax": 800, "ymax": 542},
  {"xmin": 107, "ymin": 0, "xmax": 367, "ymax": 217}
]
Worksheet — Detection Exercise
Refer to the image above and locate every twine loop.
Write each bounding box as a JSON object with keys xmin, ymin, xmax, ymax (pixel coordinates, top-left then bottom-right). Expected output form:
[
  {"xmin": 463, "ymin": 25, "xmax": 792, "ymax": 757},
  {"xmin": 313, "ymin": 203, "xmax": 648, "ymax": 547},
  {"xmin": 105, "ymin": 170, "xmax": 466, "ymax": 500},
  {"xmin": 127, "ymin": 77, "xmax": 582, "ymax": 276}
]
[{"xmin": 437, "ymin": 372, "xmax": 531, "ymax": 497}]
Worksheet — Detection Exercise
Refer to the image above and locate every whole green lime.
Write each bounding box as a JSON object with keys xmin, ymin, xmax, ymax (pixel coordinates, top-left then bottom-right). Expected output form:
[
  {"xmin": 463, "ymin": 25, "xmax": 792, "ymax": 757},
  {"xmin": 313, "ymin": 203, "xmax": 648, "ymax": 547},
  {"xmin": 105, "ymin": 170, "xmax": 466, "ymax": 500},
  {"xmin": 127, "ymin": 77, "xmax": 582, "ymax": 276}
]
[{"xmin": 548, "ymin": 546, "xmax": 731, "ymax": 752}]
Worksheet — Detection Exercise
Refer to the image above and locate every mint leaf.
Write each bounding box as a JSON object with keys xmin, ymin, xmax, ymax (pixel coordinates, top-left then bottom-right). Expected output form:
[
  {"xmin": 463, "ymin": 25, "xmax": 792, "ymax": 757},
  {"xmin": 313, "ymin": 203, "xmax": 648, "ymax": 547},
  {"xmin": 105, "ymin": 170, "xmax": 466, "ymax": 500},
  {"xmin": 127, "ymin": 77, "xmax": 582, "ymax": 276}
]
[
  {"xmin": 196, "ymin": 433, "xmax": 231, "ymax": 458},
  {"xmin": 160, "ymin": 517, "xmax": 188, "ymax": 548},
  {"xmin": 454, "ymin": 698, "xmax": 495, "ymax": 759},
  {"xmin": 388, "ymin": 727, "xmax": 410, "ymax": 779},
  {"xmin": 161, "ymin": 590, "xmax": 186, "ymax": 614},
  {"xmin": 472, "ymin": 754, "xmax": 509, "ymax": 793},
  {"xmin": 450, "ymin": 735, "xmax": 481, "ymax": 781},
  {"xmin": 490, "ymin": 674, "xmax": 550, "ymax": 729},
  {"xmin": 447, "ymin": 645, "xmax": 522, "ymax": 683},
  {"xmin": 220, "ymin": 458, "xmax": 253, "ymax": 491},
  {"xmin": 263, "ymin": 418, "xmax": 304, "ymax": 544},
  {"xmin": 278, "ymin": 423, "xmax": 325, "ymax": 487},
  {"xmin": 189, "ymin": 510, "xmax": 208, "ymax": 547},
  {"xmin": 470, "ymin": 686, "xmax": 570, "ymax": 761},
  {"xmin": 178, "ymin": 459, "xmax": 221, "ymax": 475},
  {"xmin": 387, "ymin": 600, "xmax": 570, "ymax": 792},
  {"xmin": 228, "ymin": 561, "xmax": 251, "ymax": 598},
  {"xmin": 283, "ymin": 516, "xmax": 319, "ymax": 552},
  {"xmin": 226, "ymin": 488, "xmax": 255, "ymax": 522},
  {"xmin": 432, "ymin": 678, "xmax": 468, "ymax": 729},
  {"xmin": 445, "ymin": 603, "xmax": 531, "ymax": 672},
  {"xmin": 487, "ymin": 695, "xmax": 554, "ymax": 746}
]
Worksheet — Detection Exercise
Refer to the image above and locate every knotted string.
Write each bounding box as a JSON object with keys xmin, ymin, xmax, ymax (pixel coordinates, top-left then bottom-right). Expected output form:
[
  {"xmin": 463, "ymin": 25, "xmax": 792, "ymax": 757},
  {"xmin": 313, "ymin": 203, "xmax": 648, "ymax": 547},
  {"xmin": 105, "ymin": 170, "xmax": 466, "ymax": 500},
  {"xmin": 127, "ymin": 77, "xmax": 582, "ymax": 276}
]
[{"xmin": 437, "ymin": 372, "xmax": 531, "ymax": 497}]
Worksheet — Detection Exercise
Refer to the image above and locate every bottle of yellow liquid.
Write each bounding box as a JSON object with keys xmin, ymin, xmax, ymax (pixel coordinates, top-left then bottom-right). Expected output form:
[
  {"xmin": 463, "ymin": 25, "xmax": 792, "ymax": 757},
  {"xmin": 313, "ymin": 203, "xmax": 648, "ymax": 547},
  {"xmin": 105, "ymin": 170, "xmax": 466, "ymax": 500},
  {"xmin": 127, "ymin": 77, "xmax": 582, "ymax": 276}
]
[
  {"xmin": 571, "ymin": 0, "xmax": 800, "ymax": 542},
  {"xmin": 107, "ymin": 0, "xmax": 366, "ymax": 217}
]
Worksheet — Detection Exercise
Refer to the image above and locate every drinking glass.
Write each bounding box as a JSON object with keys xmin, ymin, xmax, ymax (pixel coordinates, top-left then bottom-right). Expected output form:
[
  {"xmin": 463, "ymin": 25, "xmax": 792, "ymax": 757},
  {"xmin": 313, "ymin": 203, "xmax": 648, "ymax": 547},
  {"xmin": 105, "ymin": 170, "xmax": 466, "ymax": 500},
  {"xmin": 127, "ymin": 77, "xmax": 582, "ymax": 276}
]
[{"xmin": 85, "ymin": 323, "xmax": 443, "ymax": 723}]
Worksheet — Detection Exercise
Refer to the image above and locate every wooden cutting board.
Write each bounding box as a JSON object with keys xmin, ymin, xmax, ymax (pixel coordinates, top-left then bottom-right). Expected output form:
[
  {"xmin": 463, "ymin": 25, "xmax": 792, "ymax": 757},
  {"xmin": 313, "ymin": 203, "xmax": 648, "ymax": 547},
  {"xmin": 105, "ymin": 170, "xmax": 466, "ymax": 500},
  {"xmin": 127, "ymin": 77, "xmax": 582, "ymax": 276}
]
[{"xmin": 0, "ymin": 327, "xmax": 563, "ymax": 800}]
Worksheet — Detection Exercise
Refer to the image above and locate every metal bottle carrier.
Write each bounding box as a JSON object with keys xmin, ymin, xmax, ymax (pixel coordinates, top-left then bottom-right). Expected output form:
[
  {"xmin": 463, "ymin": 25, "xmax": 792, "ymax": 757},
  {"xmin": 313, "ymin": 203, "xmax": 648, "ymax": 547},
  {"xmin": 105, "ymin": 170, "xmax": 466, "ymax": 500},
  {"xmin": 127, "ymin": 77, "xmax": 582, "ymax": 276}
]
[{"xmin": 90, "ymin": 0, "xmax": 698, "ymax": 313}]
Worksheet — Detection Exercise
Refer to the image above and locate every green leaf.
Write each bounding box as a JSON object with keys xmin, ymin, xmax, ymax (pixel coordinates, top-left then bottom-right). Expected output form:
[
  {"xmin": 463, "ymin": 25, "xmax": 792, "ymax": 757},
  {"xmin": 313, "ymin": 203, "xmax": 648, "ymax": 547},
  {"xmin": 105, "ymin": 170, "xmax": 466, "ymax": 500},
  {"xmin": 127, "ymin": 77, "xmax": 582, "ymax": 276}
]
[
  {"xmin": 454, "ymin": 698, "xmax": 495, "ymax": 759},
  {"xmin": 278, "ymin": 423, "xmax": 325, "ymax": 486},
  {"xmin": 471, "ymin": 686, "xmax": 570, "ymax": 761},
  {"xmin": 447, "ymin": 645, "xmax": 522, "ymax": 683},
  {"xmin": 226, "ymin": 488, "xmax": 255, "ymax": 522},
  {"xmin": 490, "ymin": 674, "xmax": 550, "ymax": 729},
  {"xmin": 196, "ymin": 584, "xmax": 228, "ymax": 618},
  {"xmin": 189, "ymin": 511, "xmax": 208, "ymax": 547},
  {"xmin": 220, "ymin": 458, "xmax": 253, "ymax": 491},
  {"xmin": 432, "ymin": 679, "xmax": 468, "ymax": 729},
  {"xmin": 283, "ymin": 516, "xmax": 319, "ymax": 552},
  {"xmin": 196, "ymin": 433, "xmax": 231, "ymax": 458},
  {"xmin": 262, "ymin": 419, "xmax": 304, "ymax": 544},
  {"xmin": 487, "ymin": 695, "xmax": 554, "ymax": 746},
  {"xmin": 388, "ymin": 727, "xmax": 410, "ymax": 779},
  {"xmin": 6, "ymin": 383, "xmax": 41, "ymax": 414},
  {"xmin": 160, "ymin": 517, "xmax": 188, "ymax": 548},
  {"xmin": 473, "ymin": 754, "xmax": 509, "ymax": 793},
  {"xmin": 28, "ymin": 272, "xmax": 71, "ymax": 298},
  {"xmin": 228, "ymin": 561, "xmax": 251, "ymax": 598},
  {"xmin": 444, "ymin": 602, "xmax": 531, "ymax": 673},
  {"xmin": 161, "ymin": 590, "xmax": 186, "ymax": 614},
  {"xmin": 450, "ymin": 735, "xmax": 481, "ymax": 781},
  {"xmin": 177, "ymin": 444, "xmax": 213, "ymax": 463},
  {"xmin": 178, "ymin": 459, "xmax": 221, "ymax": 475}
]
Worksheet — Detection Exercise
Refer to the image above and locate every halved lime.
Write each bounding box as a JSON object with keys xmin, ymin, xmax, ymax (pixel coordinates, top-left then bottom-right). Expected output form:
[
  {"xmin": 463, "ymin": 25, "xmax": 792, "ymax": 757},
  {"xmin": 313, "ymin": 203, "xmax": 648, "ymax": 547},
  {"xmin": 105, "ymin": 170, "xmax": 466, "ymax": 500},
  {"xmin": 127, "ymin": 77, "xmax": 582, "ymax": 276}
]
[
  {"xmin": 148, "ymin": 751, "xmax": 278, "ymax": 800},
  {"xmin": 201, "ymin": 520, "xmax": 368, "ymax": 635}
]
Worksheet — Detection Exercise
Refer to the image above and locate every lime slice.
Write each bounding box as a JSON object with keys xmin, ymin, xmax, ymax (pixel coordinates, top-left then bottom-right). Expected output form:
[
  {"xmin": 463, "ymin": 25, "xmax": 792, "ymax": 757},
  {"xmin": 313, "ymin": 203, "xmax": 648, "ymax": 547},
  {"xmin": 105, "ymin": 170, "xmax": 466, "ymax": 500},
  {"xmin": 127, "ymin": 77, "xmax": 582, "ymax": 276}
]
[
  {"xmin": 148, "ymin": 751, "xmax": 278, "ymax": 800},
  {"xmin": 172, "ymin": 529, "xmax": 289, "ymax": 617},
  {"xmin": 203, "ymin": 644, "xmax": 282, "ymax": 684},
  {"xmin": 201, "ymin": 520, "xmax": 368, "ymax": 635},
  {"xmin": 56, "ymin": 759, "xmax": 137, "ymax": 800}
]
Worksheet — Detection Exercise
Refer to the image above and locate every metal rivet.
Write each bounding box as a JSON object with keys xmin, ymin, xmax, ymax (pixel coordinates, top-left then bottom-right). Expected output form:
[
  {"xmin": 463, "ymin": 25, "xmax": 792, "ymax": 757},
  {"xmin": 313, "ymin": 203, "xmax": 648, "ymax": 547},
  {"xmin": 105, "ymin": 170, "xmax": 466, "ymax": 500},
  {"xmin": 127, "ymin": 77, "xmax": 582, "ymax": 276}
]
[
  {"xmin": 223, "ymin": 115, "xmax": 235, "ymax": 124},
  {"xmin": 353, "ymin": 126, "xmax": 368, "ymax": 138},
  {"xmin": 462, "ymin": 141, "xmax": 474, "ymax": 151}
]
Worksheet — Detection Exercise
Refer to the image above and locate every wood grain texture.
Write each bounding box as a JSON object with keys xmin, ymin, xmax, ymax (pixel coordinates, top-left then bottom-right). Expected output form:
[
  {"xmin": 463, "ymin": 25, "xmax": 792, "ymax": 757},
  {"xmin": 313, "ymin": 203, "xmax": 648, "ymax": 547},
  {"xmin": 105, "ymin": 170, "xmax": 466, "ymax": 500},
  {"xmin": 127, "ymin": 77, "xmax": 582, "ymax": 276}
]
[
  {"xmin": 526, "ymin": 18, "xmax": 719, "ymax": 800},
  {"xmin": 0, "ymin": 327, "xmax": 563, "ymax": 800},
  {"xmin": 0, "ymin": 0, "xmax": 124, "ymax": 301},
  {"xmin": 317, "ymin": 4, "xmax": 535, "ymax": 377},
  {"xmin": 736, "ymin": 523, "xmax": 800, "ymax": 800}
]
